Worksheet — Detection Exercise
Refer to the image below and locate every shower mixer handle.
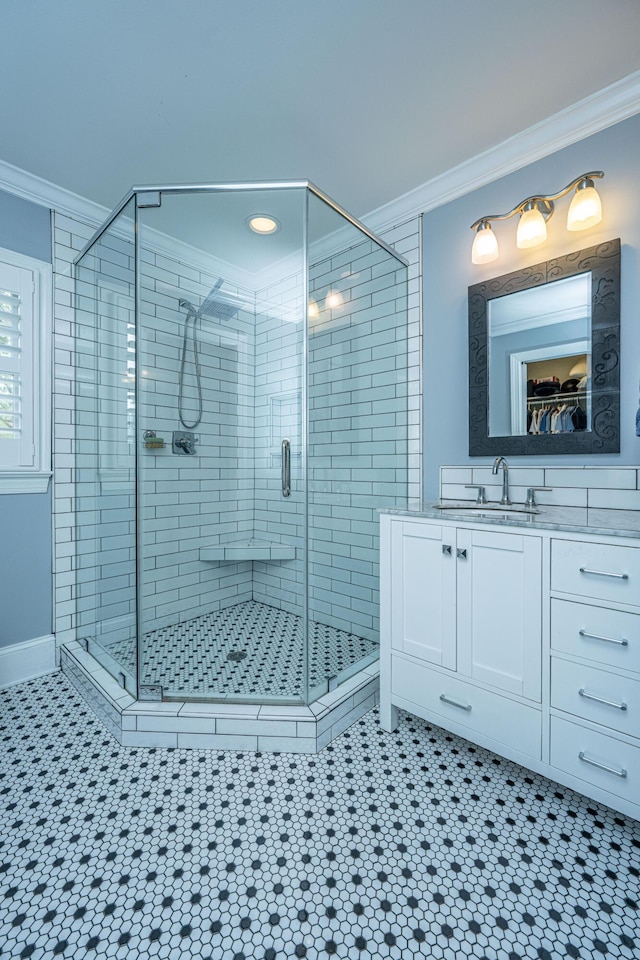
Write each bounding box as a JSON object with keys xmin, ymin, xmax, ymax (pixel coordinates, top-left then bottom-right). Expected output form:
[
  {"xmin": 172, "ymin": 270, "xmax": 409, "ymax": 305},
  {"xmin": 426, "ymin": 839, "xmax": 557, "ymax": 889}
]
[
  {"xmin": 281, "ymin": 439, "xmax": 291, "ymax": 498},
  {"xmin": 172, "ymin": 430, "xmax": 197, "ymax": 455}
]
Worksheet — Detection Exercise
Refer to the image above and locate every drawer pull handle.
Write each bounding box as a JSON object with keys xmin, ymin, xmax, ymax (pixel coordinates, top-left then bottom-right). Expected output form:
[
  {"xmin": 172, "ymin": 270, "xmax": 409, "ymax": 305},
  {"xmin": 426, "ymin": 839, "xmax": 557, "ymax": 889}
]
[
  {"xmin": 578, "ymin": 751, "xmax": 627, "ymax": 779},
  {"xmin": 439, "ymin": 693, "xmax": 472, "ymax": 712},
  {"xmin": 579, "ymin": 629, "xmax": 629, "ymax": 647},
  {"xmin": 579, "ymin": 566, "xmax": 629, "ymax": 580},
  {"xmin": 442, "ymin": 544, "xmax": 452, "ymax": 556},
  {"xmin": 578, "ymin": 688, "xmax": 627, "ymax": 711},
  {"xmin": 456, "ymin": 548, "xmax": 467, "ymax": 560}
]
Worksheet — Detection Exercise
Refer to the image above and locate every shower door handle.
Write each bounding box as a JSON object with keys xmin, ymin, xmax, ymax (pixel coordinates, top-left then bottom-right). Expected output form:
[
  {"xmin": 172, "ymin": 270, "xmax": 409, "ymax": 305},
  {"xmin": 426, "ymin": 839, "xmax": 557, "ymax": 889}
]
[{"xmin": 281, "ymin": 439, "xmax": 291, "ymax": 498}]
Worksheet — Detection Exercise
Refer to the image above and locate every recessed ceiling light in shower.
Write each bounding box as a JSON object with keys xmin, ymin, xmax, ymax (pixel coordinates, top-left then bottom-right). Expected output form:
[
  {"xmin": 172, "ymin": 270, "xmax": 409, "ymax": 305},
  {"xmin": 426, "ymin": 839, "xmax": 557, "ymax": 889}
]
[{"xmin": 247, "ymin": 214, "xmax": 280, "ymax": 235}]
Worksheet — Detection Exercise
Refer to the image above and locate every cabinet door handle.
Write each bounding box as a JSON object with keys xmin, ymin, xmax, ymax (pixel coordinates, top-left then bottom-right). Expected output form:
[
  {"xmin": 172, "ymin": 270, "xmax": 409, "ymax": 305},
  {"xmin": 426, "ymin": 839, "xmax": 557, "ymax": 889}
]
[
  {"xmin": 578, "ymin": 688, "xmax": 627, "ymax": 711},
  {"xmin": 578, "ymin": 751, "xmax": 627, "ymax": 779},
  {"xmin": 439, "ymin": 693, "xmax": 472, "ymax": 712},
  {"xmin": 442, "ymin": 544, "xmax": 452, "ymax": 556},
  {"xmin": 579, "ymin": 566, "xmax": 629, "ymax": 580},
  {"xmin": 456, "ymin": 548, "xmax": 467, "ymax": 560},
  {"xmin": 579, "ymin": 629, "xmax": 629, "ymax": 647}
]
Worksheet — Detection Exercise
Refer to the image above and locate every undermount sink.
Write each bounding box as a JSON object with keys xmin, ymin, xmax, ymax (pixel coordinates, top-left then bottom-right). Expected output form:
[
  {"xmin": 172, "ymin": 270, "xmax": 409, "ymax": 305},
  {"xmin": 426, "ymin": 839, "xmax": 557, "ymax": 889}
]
[{"xmin": 434, "ymin": 503, "xmax": 539, "ymax": 519}]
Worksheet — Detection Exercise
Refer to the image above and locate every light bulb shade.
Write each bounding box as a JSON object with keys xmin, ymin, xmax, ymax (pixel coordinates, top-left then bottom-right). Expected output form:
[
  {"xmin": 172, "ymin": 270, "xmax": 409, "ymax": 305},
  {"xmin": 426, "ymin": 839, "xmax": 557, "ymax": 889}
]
[
  {"xmin": 325, "ymin": 289, "xmax": 344, "ymax": 309},
  {"xmin": 516, "ymin": 205, "xmax": 547, "ymax": 249},
  {"xmin": 569, "ymin": 359, "xmax": 587, "ymax": 377},
  {"xmin": 567, "ymin": 183, "xmax": 602, "ymax": 231},
  {"xmin": 471, "ymin": 222, "xmax": 499, "ymax": 264}
]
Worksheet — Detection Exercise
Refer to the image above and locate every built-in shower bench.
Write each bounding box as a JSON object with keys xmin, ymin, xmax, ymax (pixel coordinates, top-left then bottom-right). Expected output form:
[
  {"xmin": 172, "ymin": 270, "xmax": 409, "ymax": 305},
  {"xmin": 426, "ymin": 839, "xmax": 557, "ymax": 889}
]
[{"xmin": 199, "ymin": 539, "xmax": 296, "ymax": 562}]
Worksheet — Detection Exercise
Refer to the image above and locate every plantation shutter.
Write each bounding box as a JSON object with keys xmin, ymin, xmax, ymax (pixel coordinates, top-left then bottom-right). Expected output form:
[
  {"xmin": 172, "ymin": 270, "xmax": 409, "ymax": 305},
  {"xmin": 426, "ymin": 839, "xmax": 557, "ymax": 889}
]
[{"xmin": 0, "ymin": 259, "xmax": 36, "ymax": 468}]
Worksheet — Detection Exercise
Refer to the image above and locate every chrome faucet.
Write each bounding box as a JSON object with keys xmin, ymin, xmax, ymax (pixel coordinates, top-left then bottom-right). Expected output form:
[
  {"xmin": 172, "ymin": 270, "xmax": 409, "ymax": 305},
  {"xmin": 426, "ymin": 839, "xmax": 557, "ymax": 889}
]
[{"xmin": 492, "ymin": 456, "xmax": 511, "ymax": 505}]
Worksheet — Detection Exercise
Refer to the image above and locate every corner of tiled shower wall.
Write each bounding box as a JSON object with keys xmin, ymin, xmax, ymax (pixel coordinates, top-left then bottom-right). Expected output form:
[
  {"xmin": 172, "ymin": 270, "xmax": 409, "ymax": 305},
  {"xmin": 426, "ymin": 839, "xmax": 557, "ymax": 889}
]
[
  {"xmin": 303, "ymin": 237, "xmax": 409, "ymax": 641},
  {"xmin": 51, "ymin": 208, "xmax": 423, "ymax": 655},
  {"xmin": 378, "ymin": 217, "xmax": 422, "ymax": 503}
]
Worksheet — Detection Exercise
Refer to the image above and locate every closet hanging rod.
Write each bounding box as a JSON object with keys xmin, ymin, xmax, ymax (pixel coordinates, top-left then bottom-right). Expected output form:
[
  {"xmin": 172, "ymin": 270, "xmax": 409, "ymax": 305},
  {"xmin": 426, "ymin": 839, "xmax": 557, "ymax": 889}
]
[{"xmin": 527, "ymin": 390, "xmax": 589, "ymax": 405}]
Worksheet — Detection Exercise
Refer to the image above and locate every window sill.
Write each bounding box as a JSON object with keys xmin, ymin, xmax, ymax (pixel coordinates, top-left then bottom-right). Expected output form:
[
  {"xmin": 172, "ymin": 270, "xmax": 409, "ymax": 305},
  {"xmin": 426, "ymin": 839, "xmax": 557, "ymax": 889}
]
[{"xmin": 0, "ymin": 473, "xmax": 52, "ymax": 494}]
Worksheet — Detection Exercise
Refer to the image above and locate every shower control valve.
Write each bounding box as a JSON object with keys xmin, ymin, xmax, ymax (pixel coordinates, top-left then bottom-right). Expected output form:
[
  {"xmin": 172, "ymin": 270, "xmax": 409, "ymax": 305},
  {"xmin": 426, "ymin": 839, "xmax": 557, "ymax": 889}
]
[{"xmin": 172, "ymin": 430, "xmax": 198, "ymax": 455}]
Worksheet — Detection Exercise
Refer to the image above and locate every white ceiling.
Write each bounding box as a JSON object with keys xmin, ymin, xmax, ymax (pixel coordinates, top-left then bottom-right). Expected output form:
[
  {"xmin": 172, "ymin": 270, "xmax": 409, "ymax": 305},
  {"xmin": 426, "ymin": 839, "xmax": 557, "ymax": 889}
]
[{"xmin": 3, "ymin": 0, "xmax": 640, "ymax": 223}]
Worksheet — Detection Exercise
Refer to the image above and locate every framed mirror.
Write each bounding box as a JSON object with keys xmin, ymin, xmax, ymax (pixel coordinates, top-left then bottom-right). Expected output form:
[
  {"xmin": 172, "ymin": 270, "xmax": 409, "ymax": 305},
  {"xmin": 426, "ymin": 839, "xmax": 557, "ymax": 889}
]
[{"xmin": 468, "ymin": 238, "xmax": 620, "ymax": 456}]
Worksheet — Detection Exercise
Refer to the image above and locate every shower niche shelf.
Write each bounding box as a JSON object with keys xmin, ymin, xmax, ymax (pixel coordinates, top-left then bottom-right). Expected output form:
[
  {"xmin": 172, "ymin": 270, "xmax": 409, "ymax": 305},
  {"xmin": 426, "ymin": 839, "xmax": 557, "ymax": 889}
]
[{"xmin": 200, "ymin": 540, "xmax": 296, "ymax": 562}]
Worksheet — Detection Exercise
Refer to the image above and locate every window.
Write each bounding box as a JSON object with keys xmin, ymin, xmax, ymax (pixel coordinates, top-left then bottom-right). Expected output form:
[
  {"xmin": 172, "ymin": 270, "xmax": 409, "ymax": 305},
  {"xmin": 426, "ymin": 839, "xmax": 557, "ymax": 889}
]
[{"xmin": 0, "ymin": 247, "xmax": 52, "ymax": 493}]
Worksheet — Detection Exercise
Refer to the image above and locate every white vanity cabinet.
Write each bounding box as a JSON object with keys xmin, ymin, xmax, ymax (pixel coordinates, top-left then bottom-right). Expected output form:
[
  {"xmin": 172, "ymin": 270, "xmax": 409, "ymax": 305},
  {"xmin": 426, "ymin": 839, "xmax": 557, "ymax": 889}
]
[
  {"xmin": 380, "ymin": 512, "xmax": 640, "ymax": 821},
  {"xmin": 382, "ymin": 516, "xmax": 543, "ymax": 761},
  {"xmin": 549, "ymin": 537, "xmax": 640, "ymax": 815}
]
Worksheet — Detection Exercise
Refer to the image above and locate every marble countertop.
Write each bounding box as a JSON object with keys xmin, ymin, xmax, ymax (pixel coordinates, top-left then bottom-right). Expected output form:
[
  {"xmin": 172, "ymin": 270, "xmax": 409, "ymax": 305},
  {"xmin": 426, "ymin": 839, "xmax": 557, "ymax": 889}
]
[{"xmin": 380, "ymin": 501, "xmax": 640, "ymax": 539}]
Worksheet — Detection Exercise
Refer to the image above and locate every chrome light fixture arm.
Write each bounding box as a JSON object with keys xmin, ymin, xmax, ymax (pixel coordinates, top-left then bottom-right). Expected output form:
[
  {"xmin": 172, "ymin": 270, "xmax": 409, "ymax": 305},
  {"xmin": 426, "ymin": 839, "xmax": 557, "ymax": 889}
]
[
  {"xmin": 470, "ymin": 170, "xmax": 604, "ymax": 263},
  {"xmin": 469, "ymin": 171, "xmax": 604, "ymax": 232}
]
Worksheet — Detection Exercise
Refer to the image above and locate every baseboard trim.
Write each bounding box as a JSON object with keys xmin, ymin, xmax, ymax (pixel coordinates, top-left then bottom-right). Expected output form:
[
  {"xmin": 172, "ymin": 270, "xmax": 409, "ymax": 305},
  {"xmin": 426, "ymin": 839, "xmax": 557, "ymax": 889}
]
[{"xmin": 0, "ymin": 634, "xmax": 57, "ymax": 689}]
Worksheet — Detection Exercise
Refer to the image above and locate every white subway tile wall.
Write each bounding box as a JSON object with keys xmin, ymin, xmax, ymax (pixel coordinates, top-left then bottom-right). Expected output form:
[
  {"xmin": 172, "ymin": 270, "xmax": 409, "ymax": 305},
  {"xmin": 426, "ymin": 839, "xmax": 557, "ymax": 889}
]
[
  {"xmin": 137, "ymin": 243, "xmax": 258, "ymax": 635},
  {"xmin": 441, "ymin": 465, "xmax": 640, "ymax": 509},
  {"xmin": 252, "ymin": 268, "xmax": 305, "ymax": 618},
  {"xmin": 305, "ymin": 235, "xmax": 409, "ymax": 641}
]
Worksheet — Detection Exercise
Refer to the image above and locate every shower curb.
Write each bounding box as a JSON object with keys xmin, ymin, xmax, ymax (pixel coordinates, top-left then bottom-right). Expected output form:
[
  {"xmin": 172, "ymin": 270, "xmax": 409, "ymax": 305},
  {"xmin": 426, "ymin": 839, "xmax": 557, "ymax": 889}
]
[{"xmin": 61, "ymin": 641, "xmax": 379, "ymax": 753}]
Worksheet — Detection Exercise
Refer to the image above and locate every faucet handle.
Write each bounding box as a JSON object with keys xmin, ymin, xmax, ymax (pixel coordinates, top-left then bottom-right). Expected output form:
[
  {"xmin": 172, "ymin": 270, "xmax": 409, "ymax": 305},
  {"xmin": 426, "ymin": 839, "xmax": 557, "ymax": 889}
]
[
  {"xmin": 465, "ymin": 484, "xmax": 488, "ymax": 505},
  {"xmin": 525, "ymin": 486, "xmax": 552, "ymax": 509}
]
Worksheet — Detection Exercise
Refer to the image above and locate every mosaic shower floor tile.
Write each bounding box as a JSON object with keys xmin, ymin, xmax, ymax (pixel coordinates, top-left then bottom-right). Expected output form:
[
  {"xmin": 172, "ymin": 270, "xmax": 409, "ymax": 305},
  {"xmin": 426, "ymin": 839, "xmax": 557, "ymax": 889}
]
[
  {"xmin": 0, "ymin": 673, "xmax": 638, "ymax": 959},
  {"xmin": 104, "ymin": 600, "xmax": 377, "ymax": 698}
]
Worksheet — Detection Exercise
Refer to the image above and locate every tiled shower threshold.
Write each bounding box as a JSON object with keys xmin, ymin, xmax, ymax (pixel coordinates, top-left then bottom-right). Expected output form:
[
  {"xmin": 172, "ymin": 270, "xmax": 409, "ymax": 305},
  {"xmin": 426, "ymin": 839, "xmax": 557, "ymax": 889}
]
[{"xmin": 60, "ymin": 640, "xmax": 379, "ymax": 753}]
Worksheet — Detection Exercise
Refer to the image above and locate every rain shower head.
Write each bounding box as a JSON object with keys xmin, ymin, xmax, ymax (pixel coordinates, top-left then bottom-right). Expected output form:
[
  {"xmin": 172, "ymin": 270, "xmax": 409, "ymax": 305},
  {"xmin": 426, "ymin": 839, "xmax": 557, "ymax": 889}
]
[
  {"xmin": 198, "ymin": 278, "xmax": 243, "ymax": 322},
  {"xmin": 178, "ymin": 279, "xmax": 244, "ymax": 325}
]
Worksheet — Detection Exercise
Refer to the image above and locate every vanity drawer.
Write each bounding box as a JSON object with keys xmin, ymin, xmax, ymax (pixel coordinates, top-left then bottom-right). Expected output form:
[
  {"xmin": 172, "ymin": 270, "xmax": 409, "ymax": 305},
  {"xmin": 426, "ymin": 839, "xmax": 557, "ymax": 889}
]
[
  {"xmin": 551, "ymin": 599, "xmax": 640, "ymax": 674},
  {"xmin": 392, "ymin": 655, "xmax": 541, "ymax": 759},
  {"xmin": 550, "ymin": 715, "xmax": 640, "ymax": 804},
  {"xmin": 551, "ymin": 539, "xmax": 640, "ymax": 605},
  {"xmin": 551, "ymin": 657, "xmax": 640, "ymax": 739}
]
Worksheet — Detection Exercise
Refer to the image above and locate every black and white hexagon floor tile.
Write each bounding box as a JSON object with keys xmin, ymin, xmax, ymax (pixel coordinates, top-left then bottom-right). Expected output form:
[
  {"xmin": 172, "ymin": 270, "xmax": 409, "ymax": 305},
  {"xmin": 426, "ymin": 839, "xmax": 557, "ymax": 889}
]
[{"xmin": 1, "ymin": 674, "xmax": 638, "ymax": 960}]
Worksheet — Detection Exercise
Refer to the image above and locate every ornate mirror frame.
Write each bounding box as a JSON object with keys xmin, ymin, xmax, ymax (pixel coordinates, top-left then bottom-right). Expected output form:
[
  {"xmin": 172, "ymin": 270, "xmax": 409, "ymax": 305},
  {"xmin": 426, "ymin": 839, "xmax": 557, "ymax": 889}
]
[{"xmin": 468, "ymin": 238, "xmax": 621, "ymax": 456}]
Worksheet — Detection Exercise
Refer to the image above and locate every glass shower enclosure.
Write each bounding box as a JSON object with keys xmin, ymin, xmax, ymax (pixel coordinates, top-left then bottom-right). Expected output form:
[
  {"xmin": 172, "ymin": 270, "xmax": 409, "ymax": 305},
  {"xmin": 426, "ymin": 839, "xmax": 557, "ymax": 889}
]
[{"xmin": 74, "ymin": 181, "xmax": 408, "ymax": 706}]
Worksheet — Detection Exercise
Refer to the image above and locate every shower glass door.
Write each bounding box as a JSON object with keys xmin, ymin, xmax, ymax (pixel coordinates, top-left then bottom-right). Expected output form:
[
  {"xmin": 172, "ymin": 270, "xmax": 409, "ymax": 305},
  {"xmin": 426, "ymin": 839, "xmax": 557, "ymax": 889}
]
[
  {"xmin": 306, "ymin": 191, "xmax": 409, "ymax": 699},
  {"xmin": 135, "ymin": 187, "xmax": 307, "ymax": 702},
  {"xmin": 74, "ymin": 198, "xmax": 138, "ymax": 693}
]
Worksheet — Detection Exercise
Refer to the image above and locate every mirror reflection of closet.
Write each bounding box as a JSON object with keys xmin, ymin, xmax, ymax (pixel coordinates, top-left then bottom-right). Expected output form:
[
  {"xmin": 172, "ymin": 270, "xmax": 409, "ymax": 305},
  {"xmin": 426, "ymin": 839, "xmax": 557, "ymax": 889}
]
[{"xmin": 487, "ymin": 273, "xmax": 591, "ymax": 438}]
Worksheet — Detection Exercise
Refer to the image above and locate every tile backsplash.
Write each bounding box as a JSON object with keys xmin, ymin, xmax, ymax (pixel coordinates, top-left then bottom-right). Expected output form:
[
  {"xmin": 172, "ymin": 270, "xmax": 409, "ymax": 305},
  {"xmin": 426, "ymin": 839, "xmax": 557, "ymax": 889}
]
[{"xmin": 440, "ymin": 465, "xmax": 640, "ymax": 511}]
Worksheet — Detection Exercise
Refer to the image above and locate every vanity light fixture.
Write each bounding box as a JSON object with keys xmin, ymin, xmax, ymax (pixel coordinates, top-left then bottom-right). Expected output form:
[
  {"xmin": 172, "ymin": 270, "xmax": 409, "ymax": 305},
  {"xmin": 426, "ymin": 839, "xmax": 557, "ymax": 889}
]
[
  {"xmin": 470, "ymin": 171, "xmax": 604, "ymax": 265},
  {"xmin": 247, "ymin": 214, "xmax": 280, "ymax": 235}
]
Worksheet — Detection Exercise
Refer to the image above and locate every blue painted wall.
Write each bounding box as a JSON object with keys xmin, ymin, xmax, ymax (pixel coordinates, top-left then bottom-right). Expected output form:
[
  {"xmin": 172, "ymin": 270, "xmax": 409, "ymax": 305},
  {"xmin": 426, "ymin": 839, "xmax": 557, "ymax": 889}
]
[
  {"xmin": 0, "ymin": 189, "xmax": 51, "ymax": 263},
  {"xmin": 0, "ymin": 493, "xmax": 52, "ymax": 646},
  {"xmin": 0, "ymin": 188, "xmax": 52, "ymax": 648},
  {"xmin": 422, "ymin": 113, "xmax": 640, "ymax": 499}
]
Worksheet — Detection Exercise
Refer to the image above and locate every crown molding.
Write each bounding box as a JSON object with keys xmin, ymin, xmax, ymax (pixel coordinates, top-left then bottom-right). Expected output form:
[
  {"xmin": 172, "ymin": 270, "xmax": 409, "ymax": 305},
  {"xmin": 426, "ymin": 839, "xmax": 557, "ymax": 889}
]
[
  {"xmin": 0, "ymin": 159, "xmax": 255, "ymax": 290},
  {"xmin": 0, "ymin": 157, "xmax": 109, "ymax": 225},
  {"xmin": 363, "ymin": 70, "xmax": 640, "ymax": 235}
]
